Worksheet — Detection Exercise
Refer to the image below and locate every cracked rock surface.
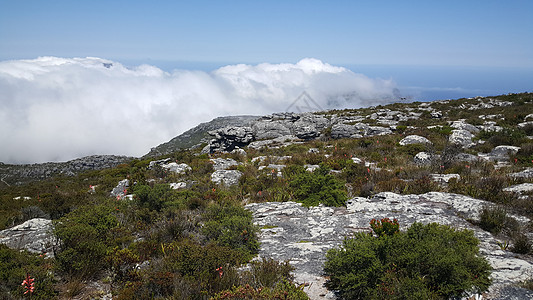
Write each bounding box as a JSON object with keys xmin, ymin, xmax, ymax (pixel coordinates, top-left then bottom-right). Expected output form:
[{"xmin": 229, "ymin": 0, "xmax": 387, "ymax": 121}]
[{"xmin": 245, "ymin": 192, "xmax": 533, "ymax": 299}]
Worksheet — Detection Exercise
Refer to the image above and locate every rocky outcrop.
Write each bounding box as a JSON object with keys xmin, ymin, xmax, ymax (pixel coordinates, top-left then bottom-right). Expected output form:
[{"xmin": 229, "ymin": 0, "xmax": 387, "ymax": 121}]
[
  {"xmin": 0, "ymin": 218, "xmax": 54, "ymax": 256},
  {"xmin": 0, "ymin": 155, "xmax": 132, "ymax": 186},
  {"xmin": 245, "ymin": 192, "xmax": 533, "ymax": 299}
]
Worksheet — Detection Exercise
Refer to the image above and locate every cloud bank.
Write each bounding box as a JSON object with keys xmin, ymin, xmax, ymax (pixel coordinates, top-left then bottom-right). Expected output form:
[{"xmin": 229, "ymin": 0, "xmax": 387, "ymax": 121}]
[{"xmin": 0, "ymin": 57, "xmax": 397, "ymax": 164}]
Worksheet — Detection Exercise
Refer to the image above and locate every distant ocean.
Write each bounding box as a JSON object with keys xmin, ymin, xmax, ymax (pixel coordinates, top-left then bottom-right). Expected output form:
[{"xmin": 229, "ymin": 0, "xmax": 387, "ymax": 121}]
[
  {"xmin": 137, "ymin": 60, "xmax": 532, "ymax": 103},
  {"xmin": 345, "ymin": 64, "xmax": 533, "ymax": 102}
]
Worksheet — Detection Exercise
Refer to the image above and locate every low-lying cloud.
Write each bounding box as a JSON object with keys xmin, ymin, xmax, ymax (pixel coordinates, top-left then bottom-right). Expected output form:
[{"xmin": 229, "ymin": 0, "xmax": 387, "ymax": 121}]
[{"xmin": 0, "ymin": 57, "xmax": 398, "ymax": 164}]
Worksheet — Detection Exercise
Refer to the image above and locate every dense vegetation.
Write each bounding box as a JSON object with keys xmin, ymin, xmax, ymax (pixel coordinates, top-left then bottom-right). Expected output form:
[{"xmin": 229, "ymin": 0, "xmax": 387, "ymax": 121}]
[
  {"xmin": 324, "ymin": 220, "xmax": 492, "ymax": 299},
  {"xmin": 0, "ymin": 93, "xmax": 532, "ymax": 298}
]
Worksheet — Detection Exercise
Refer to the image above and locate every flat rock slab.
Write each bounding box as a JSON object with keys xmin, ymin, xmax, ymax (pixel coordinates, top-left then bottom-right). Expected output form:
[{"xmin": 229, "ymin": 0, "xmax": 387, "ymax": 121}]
[
  {"xmin": 0, "ymin": 218, "xmax": 54, "ymax": 256},
  {"xmin": 245, "ymin": 192, "xmax": 533, "ymax": 299}
]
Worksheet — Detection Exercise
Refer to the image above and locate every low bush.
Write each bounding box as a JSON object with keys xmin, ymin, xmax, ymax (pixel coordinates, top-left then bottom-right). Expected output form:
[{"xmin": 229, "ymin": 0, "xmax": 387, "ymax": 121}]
[
  {"xmin": 288, "ymin": 164, "xmax": 347, "ymax": 207},
  {"xmin": 324, "ymin": 222, "xmax": 491, "ymax": 299},
  {"xmin": 0, "ymin": 244, "xmax": 57, "ymax": 299},
  {"xmin": 54, "ymin": 203, "xmax": 129, "ymax": 278},
  {"xmin": 202, "ymin": 203, "xmax": 259, "ymax": 261}
]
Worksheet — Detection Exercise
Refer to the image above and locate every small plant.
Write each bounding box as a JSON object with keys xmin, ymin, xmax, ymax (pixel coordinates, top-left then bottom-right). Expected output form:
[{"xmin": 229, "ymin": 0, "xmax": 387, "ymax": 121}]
[
  {"xmin": 511, "ymin": 233, "xmax": 532, "ymax": 254},
  {"xmin": 21, "ymin": 273, "xmax": 35, "ymax": 297},
  {"xmin": 370, "ymin": 218, "xmax": 399, "ymax": 237}
]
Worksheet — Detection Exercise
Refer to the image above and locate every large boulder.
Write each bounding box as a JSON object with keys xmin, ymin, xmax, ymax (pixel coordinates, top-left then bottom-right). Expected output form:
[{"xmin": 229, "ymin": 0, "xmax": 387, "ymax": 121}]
[
  {"xmin": 399, "ymin": 135, "xmax": 432, "ymax": 146},
  {"xmin": 210, "ymin": 158, "xmax": 240, "ymax": 171},
  {"xmin": 211, "ymin": 170, "xmax": 242, "ymax": 186},
  {"xmin": 0, "ymin": 218, "xmax": 54, "ymax": 256},
  {"xmin": 490, "ymin": 145, "xmax": 521, "ymax": 159},
  {"xmin": 203, "ymin": 126, "xmax": 254, "ymax": 153},
  {"xmin": 330, "ymin": 124, "xmax": 361, "ymax": 139},
  {"xmin": 161, "ymin": 162, "xmax": 192, "ymax": 174},
  {"xmin": 449, "ymin": 129, "xmax": 475, "ymax": 148},
  {"xmin": 252, "ymin": 121, "xmax": 291, "ymax": 140}
]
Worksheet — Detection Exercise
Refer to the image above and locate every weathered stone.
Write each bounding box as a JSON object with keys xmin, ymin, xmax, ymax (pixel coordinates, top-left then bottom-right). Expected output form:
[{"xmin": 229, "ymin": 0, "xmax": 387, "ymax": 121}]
[
  {"xmin": 210, "ymin": 158, "xmax": 240, "ymax": 171},
  {"xmin": 399, "ymin": 135, "xmax": 432, "ymax": 146},
  {"xmin": 450, "ymin": 120, "xmax": 480, "ymax": 133},
  {"xmin": 510, "ymin": 168, "xmax": 533, "ymax": 179},
  {"xmin": 503, "ymin": 183, "xmax": 533, "ymax": 194},
  {"xmin": 430, "ymin": 173, "xmax": 461, "ymax": 185},
  {"xmin": 366, "ymin": 126, "xmax": 393, "ymax": 136},
  {"xmin": 111, "ymin": 179, "xmax": 129, "ymax": 198},
  {"xmin": 0, "ymin": 218, "xmax": 54, "ymax": 256},
  {"xmin": 161, "ymin": 162, "xmax": 192, "ymax": 174},
  {"xmin": 169, "ymin": 182, "xmax": 187, "ymax": 190},
  {"xmin": 330, "ymin": 123, "xmax": 360, "ymax": 139},
  {"xmin": 252, "ymin": 121, "xmax": 291, "ymax": 140},
  {"xmin": 304, "ymin": 164, "xmax": 320, "ymax": 172},
  {"xmin": 203, "ymin": 126, "xmax": 254, "ymax": 153},
  {"xmin": 211, "ymin": 170, "xmax": 242, "ymax": 186},
  {"xmin": 247, "ymin": 135, "xmax": 301, "ymax": 150},
  {"xmin": 414, "ymin": 152, "xmax": 433, "ymax": 165},
  {"xmin": 246, "ymin": 192, "xmax": 533, "ymax": 298},
  {"xmin": 431, "ymin": 111, "xmax": 442, "ymax": 118},
  {"xmin": 449, "ymin": 129, "xmax": 475, "ymax": 147},
  {"xmin": 490, "ymin": 146, "xmax": 521, "ymax": 159}
]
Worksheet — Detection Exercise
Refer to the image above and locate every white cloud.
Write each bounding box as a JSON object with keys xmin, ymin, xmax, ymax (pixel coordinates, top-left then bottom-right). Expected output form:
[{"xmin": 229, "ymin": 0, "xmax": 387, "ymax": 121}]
[{"xmin": 0, "ymin": 57, "xmax": 398, "ymax": 164}]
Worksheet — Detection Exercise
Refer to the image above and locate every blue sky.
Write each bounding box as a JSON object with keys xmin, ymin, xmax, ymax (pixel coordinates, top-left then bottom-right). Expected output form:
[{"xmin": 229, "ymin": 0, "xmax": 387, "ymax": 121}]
[
  {"xmin": 1, "ymin": 0, "xmax": 532, "ymax": 163},
  {"xmin": 1, "ymin": 0, "xmax": 532, "ymax": 67}
]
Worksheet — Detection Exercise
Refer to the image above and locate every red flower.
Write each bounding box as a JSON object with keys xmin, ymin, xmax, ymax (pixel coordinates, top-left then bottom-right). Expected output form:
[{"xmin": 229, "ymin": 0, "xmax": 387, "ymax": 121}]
[{"xmin": 22, "ymin": 273, "xmax": 35, "ymax": 295}]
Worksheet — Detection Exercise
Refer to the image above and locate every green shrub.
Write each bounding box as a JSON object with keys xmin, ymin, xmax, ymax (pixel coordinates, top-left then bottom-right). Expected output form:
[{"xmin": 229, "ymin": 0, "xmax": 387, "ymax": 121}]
[
  {"xmin": 370, "ymin": 218, "xmax": 399, "ymax": 237},
  {"xmin": 0, "ymin": 245, "xmax": 57, "ymax": 299},
  {"xmin": 202, "ymin": 203, "xmax": 259, "ymax": 261},
  {"xmin": 478, "ymin": 206, "xmax": 514, "ymax": 235},
  {"xmin": 511, "ymin": 233, "xmax": 532, "ymax": 254},
  {"xmin": 288, "ymin": 164, "xmax": 347, "ymax": 207},
  {"xmin": 54, "ymin": 204, "xmax": 128, "ymax": 278},
  {"xmin": 324, "ymin": 222, "xmax": 491, "ymax": 299},
  {"xmin": 212, "ymin": 279, "xmax": 308, "ymax": 300},
  {"xmin": 245, "ymin": 258, "xmax": 294, "ymax": 288}
]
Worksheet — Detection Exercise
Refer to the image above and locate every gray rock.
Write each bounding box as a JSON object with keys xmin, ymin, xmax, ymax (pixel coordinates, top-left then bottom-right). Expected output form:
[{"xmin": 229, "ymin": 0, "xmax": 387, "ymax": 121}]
[
  {"xmin": 431, "ymin": 111, "xmax": 442, "ymax": 118},
  {"xmin": 252, "ymin": 121, "xmax": 291, "ymax": 140},
  {"xmin": 211, "ymin": 170, "xmax": 242, "ymax": 186},
  {"xmin": 204, "ymin": 126, "xmax": 254, "ymax": 153},
  {"xmin": 148, "ymin": 158, "xmax": 172, "ymax": 169},
  {"xmin": 399, "ymin": 135, "xmax": 432, "ymax": 146},
  {"xmin": 0, "ymin": 218, "xmax": 54, "ymax": 256},
  {"xmin": 161, "ymin": 162, "xmax": 192, "ymax": 174},
  {"xmin": 449, "ymin": 129, "xmax": 475, "ymax": 148},
  {"xmin": 490, "ymin": 146, "xmax": 521, "ymax": 159},
  {"xmin": 450, "ymin": 120, "xmax": 480, "ymax": 133},
  {"xmin": 414, "ymin": 152, "xmax": 433, "ymax": 165},
  {"xmin": 111, "ymin": 179, "xmax": 129, "ymax": 198},
  {"xmin": 210, "ymin": 158, "xmax": 240, "ymax": 171},
  {"xmin": 503, "ymin": 183, "xmax": 533, "ymax": 194},
  {"xmin": 366, "ymin": 126, "xmax": 393, "ymax": 136},
  {"xmin": 293, "ymin": 122, "xmax": 320, "ymax": 140},
  {"xmin": 430, "ymin": 173, "xmax": 461, "ymax": 185},
  {"xmin": 330, "ymin": 123, "xmax": 360, "ymax": 139},
  {"xmin": 518, "ymin": 121, "xmax": 533, "ymax": 129},
  {"xmin": 169, "ymin": 182, "xmax": 187, "ymax": 189},
  {"xmin": 247, "ymin": 135, "xmax": 301, "ymax": 150},
  {"xmin": 510, "ymin": 168, "xmax": 533, "ymax": 179},
  {"xmin": 304, "ymin": 164, "xmax": 320, "ymax": 172}
]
